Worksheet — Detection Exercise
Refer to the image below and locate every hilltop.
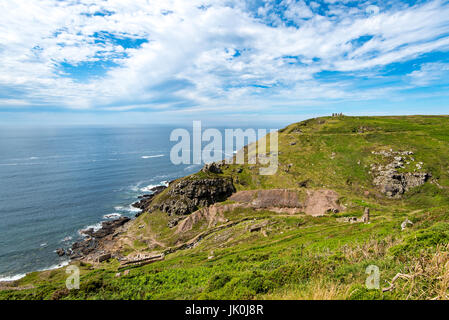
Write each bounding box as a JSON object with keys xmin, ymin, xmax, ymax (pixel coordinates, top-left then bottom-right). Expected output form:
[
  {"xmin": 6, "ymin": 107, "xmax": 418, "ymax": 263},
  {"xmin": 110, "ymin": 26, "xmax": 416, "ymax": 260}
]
[{"xmin": 2, "ymin": 115, "xmax": 449, "ymax": 300}]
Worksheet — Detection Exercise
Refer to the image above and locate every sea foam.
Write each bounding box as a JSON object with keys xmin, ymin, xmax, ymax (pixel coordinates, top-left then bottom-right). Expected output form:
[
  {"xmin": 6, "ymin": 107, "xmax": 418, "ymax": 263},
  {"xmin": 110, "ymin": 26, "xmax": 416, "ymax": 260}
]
[
  {"xmin": 0, "ymin": 273, "xmax": 27, "ymax": 282},
  {"xmin": 78, "ymin": 222, "xmax": 103, "ymax": 236},
  {"xmin": 103, "ymin": 213, "xmax": 122, "ymax": 219},
  {"xmin": 141, "ymin": 154, "xmax": 164, "ymax": 159},
  {"xmin": 140, "ymin": 180, "xmax": 169, "ymax": 193},
  {"xmin": 114, "ymin": 205, "xmax": 142, "ymax": 214},
  {"xmin": 0, "ymin": 260, "xmax": 71, "ymax": 282}
]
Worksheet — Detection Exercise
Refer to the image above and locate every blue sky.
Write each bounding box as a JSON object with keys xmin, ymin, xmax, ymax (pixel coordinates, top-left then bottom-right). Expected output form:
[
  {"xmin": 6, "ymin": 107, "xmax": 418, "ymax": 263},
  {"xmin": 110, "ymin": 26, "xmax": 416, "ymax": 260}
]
[{"xmin": 0, "ymin": 0, "xmax": 449, "ymax": 126}]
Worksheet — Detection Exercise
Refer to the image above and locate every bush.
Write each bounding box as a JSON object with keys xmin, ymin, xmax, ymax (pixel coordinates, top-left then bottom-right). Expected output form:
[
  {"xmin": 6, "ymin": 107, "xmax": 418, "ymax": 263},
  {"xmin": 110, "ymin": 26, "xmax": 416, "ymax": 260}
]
[
  {"xmin": 80, "ymin": 279, "xmax": 104, "ymax": 294},
  {"xmin": 51, "ymin": 288, "xmax": 70, "ymax": 300},
  {"xmin": 206, "ymin": 273, "xmax": 232, "ymax": 292},
  {"xmin": 347, "ymin": 284, "xmax": 385, "ymax": 300},
  {"xmin": 245, "ymin": 272, "xmax": 276, "ymax": 294},
  {"xmin": 268, "ymin": 263, "xmax": 313, "ymax": 285}
]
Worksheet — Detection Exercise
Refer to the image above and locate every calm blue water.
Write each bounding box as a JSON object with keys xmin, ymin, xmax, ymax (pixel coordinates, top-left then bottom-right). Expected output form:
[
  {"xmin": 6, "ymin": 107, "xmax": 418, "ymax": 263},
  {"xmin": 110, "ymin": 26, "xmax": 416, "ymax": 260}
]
[{"xmin": 0, "ymin": 126, "xmax": 205, "ymax": 280}]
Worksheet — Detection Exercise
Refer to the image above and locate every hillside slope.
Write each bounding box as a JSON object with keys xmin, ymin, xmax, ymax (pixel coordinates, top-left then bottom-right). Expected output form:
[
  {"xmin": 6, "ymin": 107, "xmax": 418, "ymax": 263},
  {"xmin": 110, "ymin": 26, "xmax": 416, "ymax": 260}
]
[{"xmin": 2, "ymin": 115, "xmax": 449, "ymax": 300}]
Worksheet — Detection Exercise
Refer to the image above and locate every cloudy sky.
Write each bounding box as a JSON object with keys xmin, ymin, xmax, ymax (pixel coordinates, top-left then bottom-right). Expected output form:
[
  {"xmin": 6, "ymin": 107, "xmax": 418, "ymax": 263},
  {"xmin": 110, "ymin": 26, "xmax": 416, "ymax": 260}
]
[{"xmin": 1, "ymin": 0, "xmax": 449, "ymax": 126}]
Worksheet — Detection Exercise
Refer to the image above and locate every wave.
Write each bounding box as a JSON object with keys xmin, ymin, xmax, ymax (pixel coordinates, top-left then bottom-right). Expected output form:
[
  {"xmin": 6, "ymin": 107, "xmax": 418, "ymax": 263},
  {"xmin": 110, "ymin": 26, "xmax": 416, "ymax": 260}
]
[
  {"xmin": 184, "ymin": 164, "xmax": 201, "ymax": 171},
  {"xmin": 0, "ymin": 273, "xmax": 27, "ymax": 282},
  {"xmin": 103, "ymin": 213, "xmax": 122, "ymax": 219},
  {"xmin": 0, "ymin": 162, "xmax": 43, "ymax": 166},
  {"xmin": 112, "ymin": 150, "xmax": 163, "ymax": 156},
  {"xmin": 140, "ymin": 180, "xmax": 169, "ymax": 193},
  {"xmin": 114, "ymin": 205, "xmax": 142, "ymax": 214},
  {"xmin": 141, "ymin": 154, "xmax": 164, "ymax": 159},
  {"xmin": 140, "ymin": 184, "xmax": 159, "ymax": 193},
  {"xmin": 61, "ymin": 236, "xmax": 72, "ymax": 242},
  {"xmin": 0, "ymin": 260, "xmax": 70, "ymax": 282},
  {"xmin": 1, "ymin": 155, "xmax": 69, "ymax": 164},
  {"xmin": 130, "ymin": 181, "xmax": 144, "ymax": 192},
  {"xmin": 78, "ymin": 222, "xmax": 103, "ymax": 236},
  {"xmin": 38, "ymin": 261, "xmax": 69, "ymax": 272}
]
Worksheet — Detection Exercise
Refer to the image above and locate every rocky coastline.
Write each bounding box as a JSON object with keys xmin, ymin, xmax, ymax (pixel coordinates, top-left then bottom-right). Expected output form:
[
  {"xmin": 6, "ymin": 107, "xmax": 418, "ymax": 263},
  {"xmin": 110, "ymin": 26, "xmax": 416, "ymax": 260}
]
[
  {"xmin": 53, "ymin": 183, "xmax": 170, "ymax": 262},
  {"xmin": 56, "ymin": 216, "xmax": 132, "ymax": 261},
  {"xmin": 57, "ymin": 170, "xmax": 236, "ymax": 263}
]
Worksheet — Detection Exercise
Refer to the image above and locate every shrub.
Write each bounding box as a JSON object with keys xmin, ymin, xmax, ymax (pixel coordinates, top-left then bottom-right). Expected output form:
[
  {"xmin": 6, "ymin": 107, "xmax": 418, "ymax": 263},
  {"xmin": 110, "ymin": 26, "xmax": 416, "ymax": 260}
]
[
  {"xmin": 51, "ymin": 288, "xmax": 70, "ymax": 300},
  {"xmin": 206, "ymin": 273, "xmax": 232, "ymax": 292},
  {"xmin": 268, "ymin": 263, "xmax": 313, "ymax": 285},
  {"xmin": 347, "ymin": 284, "xmax": 385, "ymax": 300}
]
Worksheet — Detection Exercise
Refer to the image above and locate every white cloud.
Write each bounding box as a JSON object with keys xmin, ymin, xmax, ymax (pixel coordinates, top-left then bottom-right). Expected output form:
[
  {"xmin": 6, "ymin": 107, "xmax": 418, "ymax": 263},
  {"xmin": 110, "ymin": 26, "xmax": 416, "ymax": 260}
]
[
  {"xmin": 282, "ymin": 0, "xmax": 314, "ymax": 21},
  {"xmin": 0, "ymin": 0, "xmax": 448, "ymax": 114},
  {"xmin": 408, "ymin": 62, "xmax": 449, "ymax": 86}
]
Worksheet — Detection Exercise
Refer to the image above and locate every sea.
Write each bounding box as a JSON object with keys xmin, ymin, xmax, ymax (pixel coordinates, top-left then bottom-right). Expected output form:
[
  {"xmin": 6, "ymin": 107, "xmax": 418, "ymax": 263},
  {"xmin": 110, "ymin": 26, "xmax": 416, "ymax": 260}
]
[{"xmin": 0, "ymin": 124, "xmax": 269, "ymax": 280}]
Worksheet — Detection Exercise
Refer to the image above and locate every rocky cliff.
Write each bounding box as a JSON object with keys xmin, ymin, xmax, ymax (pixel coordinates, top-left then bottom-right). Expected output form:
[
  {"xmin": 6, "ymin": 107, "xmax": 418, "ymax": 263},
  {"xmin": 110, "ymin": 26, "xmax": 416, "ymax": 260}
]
[{"xmin": 153, "ymin": 177, "xmax": 236, "ymax": 216}]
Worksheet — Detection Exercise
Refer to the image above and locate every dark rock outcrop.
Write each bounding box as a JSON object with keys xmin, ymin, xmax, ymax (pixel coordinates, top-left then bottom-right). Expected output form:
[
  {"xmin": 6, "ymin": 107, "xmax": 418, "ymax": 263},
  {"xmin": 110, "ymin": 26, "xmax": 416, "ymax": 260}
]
[
  {"xmin": 80, "ymin": 217, "xmax": 130, "ymax": 238},
  {"xmin": 150, "ymin": 185, "xmax": 168, "ymax": 194},
  {"xmin": 69, "ymin": 238, "xmax": 98, "ymax": 260},
  {"xmin": 133, "ymin": 177, "xmax": 235, "ymax": 217},
  {"xmin": 168, "ymin": 217, "xmax": 183, "ymax": 228},
  {"xmin": 374, "ymin": 172, "xmax": 431, "ymax": 198},
  {"xmin": 201, "ymin": 162, "xmax": 223, "ymax": 174},
  {"xmin": 132, "ymin": 185, "xmax": 168, "ymax": 211},
  {"xmin": 153, "ymin": 178, "xmax": 235, "ymax": 216}
]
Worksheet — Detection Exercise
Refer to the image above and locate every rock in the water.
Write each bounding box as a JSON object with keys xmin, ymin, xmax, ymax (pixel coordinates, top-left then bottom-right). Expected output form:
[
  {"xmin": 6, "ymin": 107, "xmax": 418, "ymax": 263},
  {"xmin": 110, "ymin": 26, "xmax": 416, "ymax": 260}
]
[
  {"xmin": 70, "ymin": 238, "xmax": 98, "ymax": 259},
  {"xmin": 151, "ymin": 185, "xmax": 168, "ymax": 194},
  {"xmin": 55, "ymin": 248, "xmax": 65, "ymax": 257},
  {"xmin": 81, "ymin": 217, "xmax": 130, "ymax": 238}
]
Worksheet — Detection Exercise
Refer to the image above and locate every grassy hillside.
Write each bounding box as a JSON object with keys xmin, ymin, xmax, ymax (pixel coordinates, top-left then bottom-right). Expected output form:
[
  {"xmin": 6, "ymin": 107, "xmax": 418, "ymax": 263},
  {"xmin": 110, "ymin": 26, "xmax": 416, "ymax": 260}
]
[{"xmin": 2, "ymin": 115, "xmax": 449, "ymax": 300}]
